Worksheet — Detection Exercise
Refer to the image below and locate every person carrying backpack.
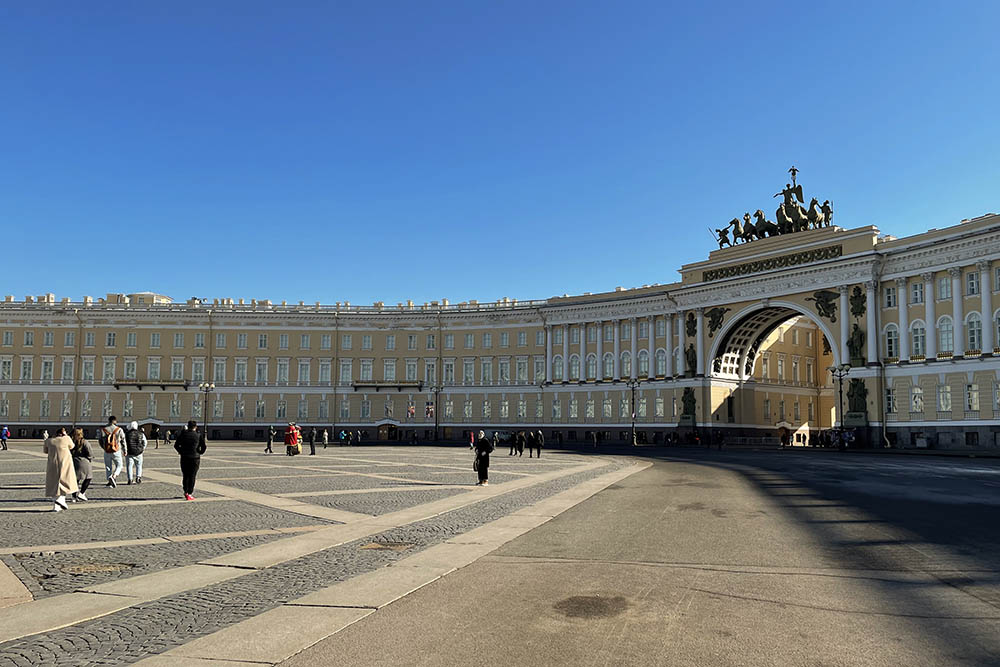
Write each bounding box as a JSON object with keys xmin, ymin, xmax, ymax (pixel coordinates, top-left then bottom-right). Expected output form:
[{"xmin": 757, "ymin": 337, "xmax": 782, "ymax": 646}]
[
  {"xmin": 99, "ymin": 416, "xmax": 126, "ymax": 488},
  {"xmin": 0, "ymin": 425, "xmax": 8, "ymax": 450},
  {"xmin": 125, "ymin": 421, "xmax": 147, "ymax": 484}
]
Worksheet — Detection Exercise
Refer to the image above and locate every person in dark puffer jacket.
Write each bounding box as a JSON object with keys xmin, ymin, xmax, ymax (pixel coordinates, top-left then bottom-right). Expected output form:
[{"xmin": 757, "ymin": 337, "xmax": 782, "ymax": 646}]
[
  {"xmin": 173, "ymin": 420, "xmax": 207, "ymax": 500},
  {"xmin": 125, "ymin": 421, "xmax": 147, "ymax": 484}
]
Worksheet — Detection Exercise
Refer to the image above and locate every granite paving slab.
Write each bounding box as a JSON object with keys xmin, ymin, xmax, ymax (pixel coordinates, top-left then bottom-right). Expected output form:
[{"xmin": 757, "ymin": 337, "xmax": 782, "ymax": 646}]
[
  {"xmin": 309, "ymin": 488, "xmax": 472, "ymax": 516},
  {"xmin": 0, "ymin": 482, "xmax": 216, "ymax": 506}
]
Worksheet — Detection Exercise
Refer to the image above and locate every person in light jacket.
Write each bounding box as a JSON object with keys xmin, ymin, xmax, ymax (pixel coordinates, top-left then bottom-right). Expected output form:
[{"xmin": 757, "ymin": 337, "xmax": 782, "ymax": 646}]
[{"xmin": 44, "ymin": 427, "xmax": 78, "ymax": 512}]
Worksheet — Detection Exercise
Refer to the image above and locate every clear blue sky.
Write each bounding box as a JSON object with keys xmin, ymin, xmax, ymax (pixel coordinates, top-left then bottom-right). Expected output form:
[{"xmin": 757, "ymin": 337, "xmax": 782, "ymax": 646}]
[{"xmin": 3, "ymin": 1, "xmax": 998, "ymax": 305}]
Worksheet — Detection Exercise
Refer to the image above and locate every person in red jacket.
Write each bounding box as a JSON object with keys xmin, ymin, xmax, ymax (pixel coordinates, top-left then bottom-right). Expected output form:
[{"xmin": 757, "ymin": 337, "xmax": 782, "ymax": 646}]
[{"xmin": 284, "ymin": 422, "xmax": 299, "ymax": 456}]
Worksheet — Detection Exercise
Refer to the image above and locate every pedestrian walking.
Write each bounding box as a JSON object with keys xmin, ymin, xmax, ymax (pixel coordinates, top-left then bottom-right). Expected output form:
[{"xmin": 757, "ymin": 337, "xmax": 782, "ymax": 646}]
[
  {"xmin": 492, "ymin": 431, "xmax": 500, "ymax": 454},
  {"xmin": 98, "ymin": 416, "xmax": 125, "ymax": 488},
  {"xmin": 321, "ymin": 429, "xmax": 329, "ymax": 449},
  {"xmin": 165, "ymin": 429, "xmax": 173, "ymax": 446},
  {"xmin": 284, "ymin": 423, "xmax": 300, "ymax": 456},
  {"xmin": 44, "ymin": 427, "xmax": 78, "ymax": 512},
  {"xmin": 339, "ymin": 429, "xmax": 346, "ymax": 446},
  {"xmin": 265, "ymin": 425, "xmax": 275, "ymax": 454},
  {"xmin": 527, "ymin": 431, "xmax": 535, "ymax": 458},
  {"xmin": 534, "ymin": 430, "xmax": 544, "ymax": 458},
  {"xmin": 42, "ymin": 429, "xmax": 49, "ymax": 441},
  {"xmin": 516, "ymin": 431, "xmax": 525, "ymax": 457},
  {"xmin": 0, "ymin": 424, "xmax": 8, "ymax": 450},
  {"xmin": 124, "ymin": 421, "xmax": 147, "ymax": 484},
  {"xmin": 474, "ymin": 430, "xmax": 494, "ymax": 486},
  {"xmin": 69, "ymin": 428, "xmax": 93, "ymax": 502},
  {"xmin": 173, "ymin": 420, "xmax": 206, "ymax": 500},
  {"xmin": 468, "ymin": 431, "xmax": 475, "ymax": 450},
  {"xmin": 508, "ymin": 432, "xmax": 515, "ymax": 456},
  {"xmin": 151, "ymin": 424, "xmax": 161, "ymax": 449},
  {"xmin": 308, "ymin": 427, "xmax": 316, "ymax": 456}
]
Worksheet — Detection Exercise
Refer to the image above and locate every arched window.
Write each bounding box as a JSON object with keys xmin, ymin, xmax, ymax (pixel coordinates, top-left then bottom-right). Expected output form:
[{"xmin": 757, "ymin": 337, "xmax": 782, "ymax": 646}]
[
  {"xmin": 884, "ymin": 324, "xmax": 899, "ymax": 359},
  {"xmin": 655, "ymin": 349, "xmax": 666, "ymax": 376},
  {"xmin": 911, "ymin": 323, "xmax": 926, "ymax": 358},
  {"xmin": 569, "ymin": 354, "xmax": 581, "ymax": 381},
  {"xmin": 552, "ymin": 356, "xmax": 564, "ymax": 382},
  {"xmin": 967, "ymin": 312, "xmax": 983, "ymax": 351},
  {"xmin": 602, "ymin": 353, "xmax": 614, "ymax": 379},
  {"xmin": 586, "ymin": 354, "xmax": 597, "ymax": 379},
  {"xmin": 637, "ymin": 349, "xmax": 649, "ymax": 377},
  {"xmin": 938, "ymin": 317, "xmax": 953, "ymax": 354},
  {"xmin": 621, "ymin": 351, "xmax": 632, "ymax": 377}
]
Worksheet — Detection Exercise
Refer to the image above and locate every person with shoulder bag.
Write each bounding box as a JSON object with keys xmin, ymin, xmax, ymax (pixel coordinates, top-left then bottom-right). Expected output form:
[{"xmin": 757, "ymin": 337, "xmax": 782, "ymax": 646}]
[
  {"xmin": 69, "ymin": 428, "xmax": 93, "ymax": 502},
  {"xmin": 124, "ymin": 421, "xmax": 147, "ymax": 484},
  {"xmin": 99, "ymin": 416, "xmax": 126, "ymax": 488}
]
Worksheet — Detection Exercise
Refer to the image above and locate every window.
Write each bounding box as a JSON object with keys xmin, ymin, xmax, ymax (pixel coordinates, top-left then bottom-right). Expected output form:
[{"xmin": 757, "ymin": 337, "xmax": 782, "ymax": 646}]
[
  {"xmin": 82, "ymin": 359, "xmax": 95, "ymax": 381},
  {"xmin": 603, "ymin": 398, "xmax": 612, "ymax": 418},
  {"xmin": 318, "ymin": 401, "xmax": 329, "ymax": 420},
  {"xmin": 319, "ymin": 360, "xmax": 331, "ymax": 383},
  {"xmin": 551, "ymin": 400, "xmax": 560, "ymax": 420},
  {"xmin": 123, "ymin": 359, "xmax": 135, "ymax": 380},
  {"xmin": 65, "ymin": 331, "xmax": 76, "ymax": 347},
  {"xmin": 568, "ymin": 398, "xmax": 577, "ymax": 419},
  {"xmin": 383, "ymin": 359, "xmax": 396, "ymax": 382},
  {"xmin": 498, "ymin": 359, "xmax": 510, "ymax": 383},
  {"xmin": 383, "ymin": 334, "xmax": 394, "ymax": 351},
  {"xmin": 911, "ymin": 324, "xmax": 926, "ymax": 357},
  {"xmin": 360, "ymin": 400, "xmax": 371, "ymax": 419},
  {"xmin": 278, "ymin": 334, "xmax": 289, "ymax": 350},
  {"xmin": 776, "ymin": 357, "xmax": 784, "ymax": 380},
  {"xmin": 553, "ymin": 329, "xmax": 563, "ymax": 345},
  {"xmin": 883, "ymin": 286, "xmax": 897, "ymax": 308},
  {"xmin": 500, "ymin": 332, "xmax": 509, "ymax": 348},
  {"xmin": 125, "ymin": 332, "xmax": 137, "ymax": 348},
  {"xmin": 463, "ymin": 359, "xmax": 474, "ymax": 384},
  {"xmin": 938, "ymin": 317, "xmax": 953, "ymax": 354},
  {"xmin": 298, "ymin": 360, "xmax": 310, "ymax": 383},
  {"xmin": 41, "ymin": 359, "xmax": 54, "ymax": 380},
  {"xmin": 235, "ymin": 399, "xmax": 245, "ymax": 419},
  {"xmin": 996, "ymin": 267, "xmax": 1000, "ymax": 292},
  {"xmin": 656, "ymin": 319, "xmax": 665, "ymax": 337},
  {"xmin": 586, "ymin": 326, "xmax": 597, "ymax": 343},
  {"xmin": 216, "ymin": 333, "xmax": 226, "ymax": 349},
  {"xmin": 362, "ymin": 335, "xmax": 372, "ymax": 351},
  {"xmin": 20, "ymin": 398, "xmax": 30, "ymax": 417},
  {"xmin": 43, "ymin": 331, "xmax": 54, "ymax": 347},
  {"xmin": 911, "ymin": 282, "xmax": 924, "ymax": 304},
  {"xmin": 638, "ymin": 350, "xmax": 649, "ymax": 376},
  {"xmin": 340, "ymin": 400, "xmax": 350, "ymax": 420},
  {"xmin": 806, "ymin": 359, "xmax": 814, "ymax": 384},
  {"xmin": 793, "ymin": 401, "xmax": 800, "ymax": 421},
  {"xmin": 966, "ymin": 384, "xmax": 980, "ymax": 411},
  {"xmin": 61, "ymin": 359, "xmax": 73, "ymax": 380},
  {"xmin": 444, "ymin": 334, "xmax": 454, "ymax": 350},
  {"xmin": 552, "ymin": 356, "xmax": 564, "ymax": 382},
  {"xmin": 256, "ymin": 400, "xmax": 266, "ymax": 419},
  {"xmin": 518, "ymin": 399, "xmax": 528, "ymax": 419},
  {"xmin": 61, "ymin": 399, "xmax": 71, "ymax": 417},
  {"xmin": 481, "ymin": 359, "xmax": 492, "ymax": 384},
  {"xmin": 192, "ymin": 359, "xmax": 204, "ymax": 382},
  {"xmin": 256, "ymin": 359, "xmax": 268, "ymax": 382},
  {"xmin": 342, "ymin": 334, "xmax": 352, "ymax": 350},
  {"xmin": 407, "ymin": 334, "xmax": 417, "ymax": 350},
  {"xmin": 534, "ymin": 358, "xmax": 545, "ymax": 382},
  {"xmin": 237, "ymin": 333, "xmax": 247, "ymax": 349},
  {"xmin": 24, "ymin": 331, "xmax": 35, "ymax": 346},
  {"xmin": 443, "ymin": 360, "xmax": 455, "ymax": 384},
  {"xmin": 792, "ymin": 329, "xmax": 799, "ymax": 345},
  {"xmin": 20, "ymin": 358, "xmax": 33, "ymax": 380},
  {"xmin": 806, "ymin": 331, "xmax": 813, "ymax": 347},
  {"xmin": 102, "ymin": 359, "xmax": 114, "ymax": 381},
  {"xmin": 569, "ymin": 355, "xmax": 580, "ymax": 380},
  {"xmin": 87, "ymin": 332, "xmax": 97, "ymax": 347},
  {"xmin": 808, "ymin": 401, "xmax": 815, "ymax": 421},
  {"xmin": 300, "ymin": 334, "xmax": 310, "ymax": 350},
  {"xmin": 911, "ymin": 386, "xmax": 924, "ymax": 412},
  {"xmin": 938, "ymin": 276, "xmax": 952, "ymax": 300},
  {"xmin": 967, "ymin": 313, "xmax": 983, "ymax": 351},
  {"xmin": 171, "ymin": 359, "xmax": 184, "ymax": 380},
  {"xmin": 536, "ymin": 398, "xmax": 543, "ymax": 419},
  {"xmin": 257, "ymin": 334, "xmax": 268, "ymax": 349},
  {"xmin": 621, "ymin": 352, "xmax": 631, "ymax": 377},
  {"xmin": 298, "ymin": 400, "xmax": 308, "ymax": 420},
  {"xmin": 638, "ymin": 321, "xmax": 648, "ymax": 339},
  {"xmin": 586, "ymin": 354, "xmax": 597, "ymax": 379},
  {"xmin": 173, "ymin": 333, "xmax": 184, "ymax": 348},
  {"xmin": 517, "ymin": 331, "xmax": 527, "ymax": 347},
  {"xmin": 603, "ymin": 353, "xmax": 614, "ymax": 379},
  {"xmin": 194, "ymin": 333, "xmax": 205, "ymax": 349},
  {"xmin": 483, "ymin": 333, "xmax": 492, "ymax": 348},
  {"xmin": 937, "ymin": 385, "xmax": 952, "ymax": 412},
  {"xmin": 211, "ymin": 359, "xmax": 223, "ymax": 382},
  {"xmin": 884, "ymin": 325, "xmax": 899, "ymax": 358},
  {"xmin": 967, "ymin": 271, "xmax": 980, "ymax": 296},
  {"xmin": 406, "ymin": 360, "xmax": 417, "ymax": 382},
  {"xmin": 604, "ymin": 325, "xmax": 613, "ymax": 342},
  {"xmin": 277, "ymin": 400, "xmax": 287, "ymax": 419},
  {"xmin": 1, "ymin": 331, "xmax": 10, "ymax": 346},
  {"xmin": 570, "ymin": 327, "xmax": 580, "ymax": 345},
  {"xmin": 426, "ymin": 334, "xmax": 436, "ymax": 350},
  {"xmin": 425, "ymin": 360, "xmax": 437, "ymax": 383},
  {"xmin": 885, "ymin": 388, "xmax": 897, "ymax": 413},
  {"xmin": 275, "ymin": 359, "xmax": 289, "ymax": 383},
  {"xmin": 638, "ymin": 397, "xmax": 647, "ymax": 418},
  {"xmin": 106, "ymin": 332, "xmax": 116, "ymax": 347},
  {"xmin": 656, "ymin": 350, "xmax": 666, "ymax": 376},
  {"xmin": 654, "ymin": 397, "xmax": 664, "ymax": 417},
  {"xmin": 360, "ymin": 359, "xmax": 372, "ymax": 382},
  {"xmin": 778, "ymin": 400, "xmax": 785, "ymax": 421},
  {"xmin": 620, "ymin": 398, "xmax": 629, "ymax": 419},
  {"xmin": 320, "ymin": 334, "xmax": 331, "ymax": 350},
  {"xmin": 482, "ymin": 399, "xmax": 492, "ymax": 420}
]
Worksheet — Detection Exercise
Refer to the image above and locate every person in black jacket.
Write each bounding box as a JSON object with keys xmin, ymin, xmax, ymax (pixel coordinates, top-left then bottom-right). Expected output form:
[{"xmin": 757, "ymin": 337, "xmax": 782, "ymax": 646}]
[
  {"xmin": 308, "ymin": 427, "xmax": 316, "ymax": 456},
  {"xmin": 534, "ymin": 430, "xmax": 544, "ymax": 458},
  {"xmin": 474, "ymin": 430, "xmax": 494, "ymax": 486},
  {"xmin": 174, "ymin": 420, "xmax": 206, "ymax": 500}
]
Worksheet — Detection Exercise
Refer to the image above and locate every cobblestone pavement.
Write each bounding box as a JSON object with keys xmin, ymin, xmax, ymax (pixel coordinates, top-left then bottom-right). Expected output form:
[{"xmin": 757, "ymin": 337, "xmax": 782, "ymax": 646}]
[
  {"xmin": 0, "ymin": 461, "xmax": 622, "ymax": 666},
  {"xmin": 0, "ymin": 444, "xmax": 619, "ymax": 665}
]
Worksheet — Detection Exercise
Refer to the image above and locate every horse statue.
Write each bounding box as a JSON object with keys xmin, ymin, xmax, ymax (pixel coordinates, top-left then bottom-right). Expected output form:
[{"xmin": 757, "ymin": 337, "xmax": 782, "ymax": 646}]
[
  {"xmin": 740, "ymin": 212, "xmax": 756, "ymax": 243},
  {"xmin": 807, "ymin": 198, "xmax": 825, "ymax": 229},
  {"xmin": 752, "ymin": 209, "xmax": 778, "ymax": 238}
]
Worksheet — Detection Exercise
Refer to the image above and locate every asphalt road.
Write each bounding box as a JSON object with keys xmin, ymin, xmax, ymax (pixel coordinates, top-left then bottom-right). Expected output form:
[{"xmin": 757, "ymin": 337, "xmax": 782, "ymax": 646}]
[{"xmin": 284, "ymin": 449, "xmax": 1000, "ymax": 667}]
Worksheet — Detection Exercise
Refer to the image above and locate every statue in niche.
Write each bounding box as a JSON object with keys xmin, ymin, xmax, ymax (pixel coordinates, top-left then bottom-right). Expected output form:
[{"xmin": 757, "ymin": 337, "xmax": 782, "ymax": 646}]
[
  {"xmin": 685, "ymin": 312, "xmax": 697, "ymax": 337},
  {"xmin": 681, "ymin": 387, "xmax": 696, "ymax": 416},
  {"xmin": 849, "ymin": 286, "xmax": 866, "ymax": 319},
  {"xmin": 847, "ymin": 323, "xmax": 866, "ymax": 364},
  {"xmin": 684, "ymin": 343, "xmax": 697, "ymax": 374},
  {"xmin": 847, "ymin": 378, "xmax": 868, "ymax": 413}
]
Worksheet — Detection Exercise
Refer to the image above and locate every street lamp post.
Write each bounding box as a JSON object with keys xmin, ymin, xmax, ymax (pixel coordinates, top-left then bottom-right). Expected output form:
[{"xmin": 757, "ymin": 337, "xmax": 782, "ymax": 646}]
[
  {"xmin": 199, "ymin": 382, "xmax": 215, "ymax": 437},
  {"xmin": 828, "ymin": 364, "xmax": 851, "ymax": 449},
  {"xmin": 626, "ymin": 378, "xmax": 641, "ymax": 446}
]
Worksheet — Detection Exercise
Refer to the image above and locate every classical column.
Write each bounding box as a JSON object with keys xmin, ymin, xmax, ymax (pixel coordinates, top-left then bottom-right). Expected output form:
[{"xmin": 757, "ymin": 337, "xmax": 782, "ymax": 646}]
[
  {"xmin": 596, "ymin": 320, "xmax": 603, "ymax": 380},
  {"xmin": 979, "ymin": 260, "xmax": 993, "ymax": 354},
  {"xmin": 613, "ymin": 320, "xmax": 621, "ymax": 380},
  {"xmin": 579, "ymin": 323, "xmax": 586, "ymax": 380},
  {"xmin": 695, "ymin": 308, "xmax": 705, "ymax": 376},
  {"xmin": 562, "ymin": 324, "xmax": 570, "ymax": 382},
  {"xmin": 950, "ymin": 267, "xmax": 964, "ymax": 356},
  {"xmin": 865, "ymin": 281, "xmax": 877, "ymax": 364},
  {"xmin": 545, "ymin": 325, "xmax": 553, "ymax": 382},
  {"xmin": 838, "ymin": 285, "xmax": 849, "ymax": 364},
  {"xmin": 923, "ymin": 273, "xmax": 936, "ymax": 359},
  {"xmin": 896, "ymin": 277, "xmax": 909, "ymax": 361},
  {"xmin": 646, "ymin": 316, "xmax": 655, "ymax": 377},
  {"xmin": 629, "ymin": 317, "xmax": 638, "ymax": 380},
  {"xmin": 664, "ymin": 314, "xmax": 673, "ymax": 377}
]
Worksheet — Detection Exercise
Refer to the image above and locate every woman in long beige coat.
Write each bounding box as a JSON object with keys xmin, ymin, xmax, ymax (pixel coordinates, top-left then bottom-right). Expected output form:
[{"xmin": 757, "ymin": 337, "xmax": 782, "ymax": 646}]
[{"xmin": 44, "ymin": 427, "xmax": 78, "ymax": 512}]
